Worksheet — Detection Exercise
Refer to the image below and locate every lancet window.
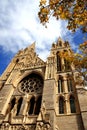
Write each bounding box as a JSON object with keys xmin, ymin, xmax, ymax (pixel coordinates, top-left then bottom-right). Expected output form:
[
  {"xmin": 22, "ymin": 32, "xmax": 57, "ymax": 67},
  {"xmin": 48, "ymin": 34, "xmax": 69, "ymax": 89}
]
[
  {"xmin": 6, "ymin": 97, "xmax": 16, "ymax": 115},
  {"xmin": 57, "ymin": 52, "xmax": 62, "ymax": 72},
  {"xmin": 10, "ymin": 97, "xmax": 16, "ymax": 111},
  {"xmin": 16, "ymin": 97, "xmax": 23, "ymax": 116},
  {"xmin": 67, "ymin": 79, "xmax": 73, "ymax": 92},
  {"xmin": 70, "ymin": 95, "xmax": 76, "ymax": 113},
  {"xmin": 59, "ymin": 97, "xmax": 65, "ymax": 114},
  {"xmin": 64, "ymin": 58, "xmax": 71, "ymax": 71},
  {"xmin": 63, "ymin": 50, "xmax": 71, "ymax": 71},
  {"xmin": 34, "ymin": 96, "xmax": 42, "ymax": 115},
  {"xmin": 28, "ymin": 96, "xmax": 42, "ymax": 115},
  {"xmin": 28, "ymin": 97, "xmax": 35, "ymax": 115},
  {"xmin": 58, "ymin": 76, "xmax": 64, "ymax": 93}
]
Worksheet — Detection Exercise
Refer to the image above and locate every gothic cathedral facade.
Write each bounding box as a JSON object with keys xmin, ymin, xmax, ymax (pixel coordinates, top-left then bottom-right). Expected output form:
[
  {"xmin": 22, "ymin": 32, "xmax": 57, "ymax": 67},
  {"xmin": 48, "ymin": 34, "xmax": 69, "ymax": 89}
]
[{"xmin": 0, "ymin": 38, "xmax": 87, "ymax": 130}]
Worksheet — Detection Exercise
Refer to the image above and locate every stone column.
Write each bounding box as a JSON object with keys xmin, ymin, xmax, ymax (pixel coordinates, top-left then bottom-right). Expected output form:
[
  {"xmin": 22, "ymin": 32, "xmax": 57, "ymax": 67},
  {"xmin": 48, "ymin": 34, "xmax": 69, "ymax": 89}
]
[
  {"xmin": 63, "ymin": 76, "xmax": 70, "ymax": 114},
  {"xmin": 11, "ymin": 98, "xmax": 18, "ymax": 116},
  {"xmin": 65, "ymin": 95, "xmax": 70, "ymax": 114},
  {"xmin": 42, "ymin": 79, "xmax": 56, "ymax": 130},
  {"xmin": 51, "ymin": 57, "xmax": 55, "ymax": 79},
  {"xmin": 33, "ymin": 96, "xmax": 38, "ymax": 114},
  {"xmin": 23, "ymin": 94, "xmax": 31, "ymax": 116},
  {"xmin": 45, "ymin": 61, "xmax": 49, "ymax": 80},
  {"xmin": 63, "ymin": 76, "xmax": 68, "ymax": 93},
  {"xmin": 57, "ymin": 96, "xmax": 59, "ymax": 115},
  {"xmin": 61, "ymin": 57, "xmax": 65, "ymax": 72}
]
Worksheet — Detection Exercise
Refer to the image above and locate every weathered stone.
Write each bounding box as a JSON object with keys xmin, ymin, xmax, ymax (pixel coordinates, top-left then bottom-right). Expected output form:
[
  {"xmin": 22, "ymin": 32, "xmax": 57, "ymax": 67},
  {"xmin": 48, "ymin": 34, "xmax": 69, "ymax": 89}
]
[{"xmin": 0, "ymin": 39, "xmax": 86, "ymax": 130}]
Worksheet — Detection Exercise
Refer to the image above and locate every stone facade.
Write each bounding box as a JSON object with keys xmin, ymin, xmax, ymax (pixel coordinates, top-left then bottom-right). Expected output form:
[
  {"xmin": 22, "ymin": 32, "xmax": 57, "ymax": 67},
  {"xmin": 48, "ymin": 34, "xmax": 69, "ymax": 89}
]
[{"xmin": 0, "ymin": 38, "xmax": 87, "ymax": 130}]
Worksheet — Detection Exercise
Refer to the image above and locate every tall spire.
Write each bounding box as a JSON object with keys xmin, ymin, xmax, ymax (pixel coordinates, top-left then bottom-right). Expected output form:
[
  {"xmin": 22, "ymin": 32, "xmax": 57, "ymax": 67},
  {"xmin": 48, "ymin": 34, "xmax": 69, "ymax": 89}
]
[{"xmin": 28, "ymin": 41, "xmax": 36, "ymax": 51}]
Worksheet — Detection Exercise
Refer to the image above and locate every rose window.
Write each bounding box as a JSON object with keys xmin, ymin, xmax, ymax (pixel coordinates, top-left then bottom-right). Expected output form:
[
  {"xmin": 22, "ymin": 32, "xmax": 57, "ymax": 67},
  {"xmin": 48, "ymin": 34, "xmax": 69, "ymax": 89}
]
[{"xmin": 18, "ymin": 73, "xmax": 43, "ymax": 94}]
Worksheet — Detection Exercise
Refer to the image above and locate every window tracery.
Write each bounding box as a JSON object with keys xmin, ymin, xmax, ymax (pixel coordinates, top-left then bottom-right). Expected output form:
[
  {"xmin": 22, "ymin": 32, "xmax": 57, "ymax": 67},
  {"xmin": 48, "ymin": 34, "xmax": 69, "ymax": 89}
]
[{"xmin": 18, "ymin": 73, "xmax": 43, "ymax": 94}]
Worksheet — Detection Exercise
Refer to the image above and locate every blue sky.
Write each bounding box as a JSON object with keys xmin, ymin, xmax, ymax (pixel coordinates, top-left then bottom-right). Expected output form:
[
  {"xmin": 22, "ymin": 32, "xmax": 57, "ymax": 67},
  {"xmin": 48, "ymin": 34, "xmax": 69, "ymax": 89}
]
[{"xmin": 0, "ymin": 0, "xmax": 86, "ymax": 75}]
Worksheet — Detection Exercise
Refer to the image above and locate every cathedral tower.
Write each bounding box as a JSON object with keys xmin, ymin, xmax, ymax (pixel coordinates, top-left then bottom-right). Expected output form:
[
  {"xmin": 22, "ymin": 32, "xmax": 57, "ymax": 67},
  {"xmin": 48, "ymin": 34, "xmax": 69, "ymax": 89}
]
[{"xmin": 0, "ymin": 38, "xmax": 87, "ymax": 130}]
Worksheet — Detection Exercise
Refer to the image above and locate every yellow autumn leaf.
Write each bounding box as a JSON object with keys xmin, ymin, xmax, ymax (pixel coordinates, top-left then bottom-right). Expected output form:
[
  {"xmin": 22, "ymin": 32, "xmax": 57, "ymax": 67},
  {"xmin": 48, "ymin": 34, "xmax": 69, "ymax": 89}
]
[
  {"xmin": 41, "ymin": 8, "xmax": 49, "ymax": 14},
  {"xmin": 49, "ymin": 0, "xmax": 59, "ymax": 5},
  {"xmin": 60, "ymin": 13, "xmax": 66, "ymax": 19},
  {"xmin": 40, "ymin": 0, "xmax": 46, "ymax": 5},
  {"xmin": 39, "ymin": 0, "xmax": 87, "ymax": 32}
]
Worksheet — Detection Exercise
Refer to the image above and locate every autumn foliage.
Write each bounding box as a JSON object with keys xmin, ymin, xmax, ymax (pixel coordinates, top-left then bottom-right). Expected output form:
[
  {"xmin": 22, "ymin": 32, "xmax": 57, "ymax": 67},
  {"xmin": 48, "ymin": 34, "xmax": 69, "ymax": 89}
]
[
  {"xmin": 38, "ymin": 0, "xmax": 87, "ymax": 32},
  {"xmin": 38, "ymin": 0, "xmax": 87, "ymax": 85},
  {"xmin": 60, "ymin": 41, "xmax": 87, "ymax": 85}
]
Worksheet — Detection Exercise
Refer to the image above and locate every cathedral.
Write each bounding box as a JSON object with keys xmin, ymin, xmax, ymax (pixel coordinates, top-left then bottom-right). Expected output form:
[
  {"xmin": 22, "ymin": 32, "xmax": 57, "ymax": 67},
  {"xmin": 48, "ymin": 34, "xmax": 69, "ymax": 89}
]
[{"xmin": 0, "ymin": 38, "xmax": 87, "ymax": 130}]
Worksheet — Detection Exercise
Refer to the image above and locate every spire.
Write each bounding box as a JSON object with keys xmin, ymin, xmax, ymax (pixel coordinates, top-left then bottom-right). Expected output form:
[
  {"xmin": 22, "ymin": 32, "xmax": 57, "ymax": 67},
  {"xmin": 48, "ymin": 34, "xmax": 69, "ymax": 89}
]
[
  {"xmin": 23, "ymin": 41, "xmax": 36, "ymax": 55},
  {"xmin": 57, "ymin": 37, "xmax": 64, "ymax": 43},
  {"xmin": 16, "ymin": 42, "xmax": 36, "ymax": 56},
  {"xmin": 56, "ymin": 37, "xmax": 64, "ymax": 47},
  {"xmin": 28, "ymin": 41, "xmax": 36, "ymax": 51}
]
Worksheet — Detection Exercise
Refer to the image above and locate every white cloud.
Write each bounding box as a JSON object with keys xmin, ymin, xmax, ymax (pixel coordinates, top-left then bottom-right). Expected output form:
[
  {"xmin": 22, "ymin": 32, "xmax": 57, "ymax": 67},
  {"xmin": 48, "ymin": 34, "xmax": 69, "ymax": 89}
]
[{"xmin": 0, "ymin": 0, "xmax": 77, "ymax": 60}]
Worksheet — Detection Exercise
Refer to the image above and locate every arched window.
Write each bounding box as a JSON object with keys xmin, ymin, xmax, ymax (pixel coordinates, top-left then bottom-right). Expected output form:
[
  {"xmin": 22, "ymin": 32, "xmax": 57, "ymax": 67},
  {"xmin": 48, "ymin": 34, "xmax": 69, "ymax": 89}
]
[
  {"xmin": 10, "ymin": 98, "xmax": 16, "ymax": 111},
  {"xmin": 70, "ymin": 95, "xmax": 76, "ymax": 113},
  {"xmin": 6, "ymin": 97, "xmax": 16, "ymax": 115},
  {"xmin": 18, "ymin": 73, "xmax": 43, "ymax": 116},
  {"xmin": 58, "ymin": 76, "xmax": 64, "ymax": 93},
  {"xmin": 28, "ymin": 97, "xmax": 35, "ymax": 115},
  {"xmin": 19, "ymin": 73, "xmax": 43, "ymax": 94},
  {"xmin": 64, "ymin": 58, "xmax": 71, "ymax": 71},
  {"xmin": 16, "ymin": 97, "xmax": 23, "ymax": 116},
  {"xmin": 67, "ymin": 79, "xmax": 73, "ymax": 92},
  {"xmin": 34, "ymin": 96, "xmax": 42, "ymax": 115},
  {"xmin": 59, "ymin": 97, "xmax": 64, "ymax": 114},
  {"xmin": 57, "ymin": 52, "xmax": 62, "ymax": 72}
]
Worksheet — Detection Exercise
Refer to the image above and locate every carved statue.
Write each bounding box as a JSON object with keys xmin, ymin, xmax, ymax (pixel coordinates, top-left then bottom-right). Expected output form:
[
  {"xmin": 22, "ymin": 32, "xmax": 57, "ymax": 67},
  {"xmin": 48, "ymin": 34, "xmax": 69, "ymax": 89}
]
[
  {"xmin": 36, "ymin": 101, "xmax": 51, "ymax": 130},
  {"xmin": 36, "ymin": 122, "xmax": 50, "ymax": 130}
]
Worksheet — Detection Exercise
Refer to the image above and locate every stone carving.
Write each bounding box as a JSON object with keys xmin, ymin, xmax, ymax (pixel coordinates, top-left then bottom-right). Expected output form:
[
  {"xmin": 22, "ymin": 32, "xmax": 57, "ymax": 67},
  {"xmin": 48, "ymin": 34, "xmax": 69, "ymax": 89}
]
[
  {"xmin": 18, "ymin": 74, "xmax": 43, "ymax": 94},
  {"xmin": 36, "ymin": 101, "xmax": 51, "ymax": 130},
  {"xmin": 18, "ymin": 125, "xmax": 27, "ymax": 130},
  {"xmin": 77, "ymin": 88, "xmax": 86, "ymax": 95},
  {"xmin": 17, "ymin": 125, "xmax": 36, "ymax": 130},
  {"xmin": 16, "ymin": 42, "xmax": 35, "ymax": 56},
  {"xmin": 0, "ymin": 123, "xmax": 9, "ymax": 130},
  {"xmin": 17, "ymin": 49, "xmax": 23, "ymax": 56},
  {"xmin": 15, "ymin": 43, "xmax": 45, "ymax": 70},
  {"xmin": 55, "ymin": 125, "xmax": 59, "ymax": 130},
  {"xmin": 36, "ymin": 122, "xmax": 50, "ymax": 130},
  {"xmin": 23, "ymin": 56, "xmax": 45, "ymax": 68},
  {"xmin": 11, "ymin": 103, "xmax": 17, "ymax": 116}
]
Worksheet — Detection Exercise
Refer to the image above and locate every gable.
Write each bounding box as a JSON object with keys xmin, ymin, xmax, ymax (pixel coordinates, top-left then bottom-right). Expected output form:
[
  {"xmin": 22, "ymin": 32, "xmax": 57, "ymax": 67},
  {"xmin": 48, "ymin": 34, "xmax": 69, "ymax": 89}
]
[{"xmin": 14, "ymin": 43, "xmax": 46, "ymax": 70}]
